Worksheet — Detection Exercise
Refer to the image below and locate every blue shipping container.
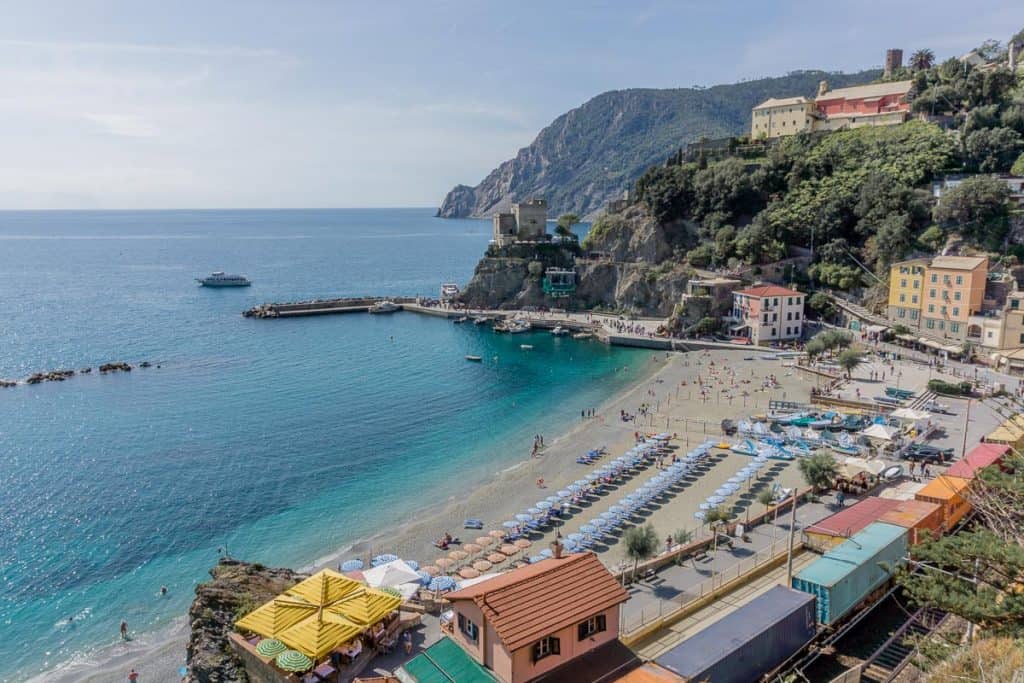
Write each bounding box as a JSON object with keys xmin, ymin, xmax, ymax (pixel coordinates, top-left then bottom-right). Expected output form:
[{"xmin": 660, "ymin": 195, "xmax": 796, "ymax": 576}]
[
  {"xmin": 792, "ymin": 521, "xmax": 908, "ymax": 625},
  {"xmin": 655, "ymin": 586, "xmax": 816, "ymax": 683}
]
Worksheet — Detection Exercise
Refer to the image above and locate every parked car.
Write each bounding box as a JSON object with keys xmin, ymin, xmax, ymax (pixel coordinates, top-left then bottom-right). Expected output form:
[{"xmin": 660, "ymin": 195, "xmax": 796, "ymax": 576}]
[
  {"xmin": 922, "ymin": 400, "xmax": 953, "ymax": 415},
  {"xmin": 902, "ymin": 444, "xmax": 954, "ymax": 464}
]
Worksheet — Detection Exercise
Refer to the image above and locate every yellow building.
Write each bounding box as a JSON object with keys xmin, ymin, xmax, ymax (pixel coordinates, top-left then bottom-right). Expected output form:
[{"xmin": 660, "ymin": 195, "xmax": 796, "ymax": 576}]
[
  {"xmin": 920, "ymin": 255, "xmax": 989, "ymax": 341},
  {"xmin": 887, "ymin": 258, "xmax": 928, "ymax": 327},
  {"xmin": 970, "ymin": 290, "xmax": 1024, "ymax": 350},
  {"xmin": 751, "ymin": 97, "xmax": 815, "ymax": 139}
]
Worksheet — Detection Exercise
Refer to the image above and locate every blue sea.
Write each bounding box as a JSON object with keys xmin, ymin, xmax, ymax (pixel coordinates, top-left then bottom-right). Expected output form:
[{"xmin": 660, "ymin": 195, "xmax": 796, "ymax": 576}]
[{"xmin": 0, "ymin": 209, "xmax": 647, "ymax": 681}]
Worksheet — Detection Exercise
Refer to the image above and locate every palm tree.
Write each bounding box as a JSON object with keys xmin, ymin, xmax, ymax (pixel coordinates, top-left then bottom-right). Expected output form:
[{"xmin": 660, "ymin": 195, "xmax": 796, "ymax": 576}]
[
  {"xmin": 798, "ymin": 451, "xmax": 839, "ymax": 494},
  {"xmin": 555, "ymin": 213, "xmax": 579, "ymax": 237},
  {"xmin": 836, "ymin": 348, "xmax": 866, "ymax": 379},
  {"xmin": 757, "ymin": 488, "xmax": 778, "ymax": 541},
  {"xmin": 704, "ymin": 507, "xmax": 732, "ymax": 551},
  {"xmin": 909, "ymin": 48, "xmax": 936, "ymax": 71},
  {"xmin": 623, "ymin": 524, "xmax": 659, "ymax": 582}
]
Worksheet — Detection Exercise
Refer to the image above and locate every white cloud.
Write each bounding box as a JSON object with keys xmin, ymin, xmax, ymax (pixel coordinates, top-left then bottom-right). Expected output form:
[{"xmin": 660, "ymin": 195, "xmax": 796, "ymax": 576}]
[{"xmin": 82, "ymin": 113, "xmax": 160, "ymax": 138}]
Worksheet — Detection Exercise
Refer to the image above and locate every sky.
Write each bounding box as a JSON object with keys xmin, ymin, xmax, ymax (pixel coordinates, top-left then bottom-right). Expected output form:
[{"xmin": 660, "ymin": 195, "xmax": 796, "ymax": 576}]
[{"xmin": 0, "ymin": 1, "xmax": 1021, "ymax": 210}]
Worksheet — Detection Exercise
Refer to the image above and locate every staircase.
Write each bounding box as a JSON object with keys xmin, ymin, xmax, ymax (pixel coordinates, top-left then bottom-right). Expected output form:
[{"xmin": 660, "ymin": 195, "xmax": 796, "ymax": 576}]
[{"xmin": 859, "ymin": 607, "xmax": 947, "ymax": 682}]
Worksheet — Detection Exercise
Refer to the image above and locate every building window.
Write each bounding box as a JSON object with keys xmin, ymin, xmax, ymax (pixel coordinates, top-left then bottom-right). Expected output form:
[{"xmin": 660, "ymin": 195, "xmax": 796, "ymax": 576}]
[
  {"xmin": 900, "ymin": 279, "xmax": 907, "ymax": 287},
  {"xmin": 926, "ymin": 319, "xmax": 935, "ymax": 329},
  {"xmin": 953, "ymin": 307, "xmax": 959, "ymax": 316},
  {"xmin": 578, "ymin": 615, "xmax": 608, "ymax": 640},
  {"xmin": 795, "ymin": 312, "xmax": 800, "ymax": 320},
  {"xmin": 941, "ymin": 306, "xmax": 947, "ymax": 315},
  {"xmin": 1019, "ymin": 333, "xmax": 1024, "ymax": 344},
  {"xmin": 910, "ymin": 310, "xmax": 918, "ymax": 320},
  {"xmin": 897, "ymin": 309, "xmax": 905, "ymax": 318},
  {"xmin": 533, "ymin": 636, "xmax": 560, "ymax": 662},
  {"xmin": 913, "ymin": 281, "xmax": 919, "ymax": 289},
  {"xmin": 943, "ymin": 275, "xmax": 950, "ymax": 285},
  {"xmin": 899, "ymin": 294, "xmax": 906, "ymax": 303},
  {"xmin": 938, "ymin": 321, "xmax": 945, "ymax": 330},
  {"xmin": 928, "ymin": 304, "xmax": 934, "ymax": 313},
  {"xmin": 954, "ymin": 291, "xmax": 961, "ymax": 301},
  {"xmin": 787, "ymin": 312, "xmax": 793, "ymax": 320},
  {"xmin": 771, "ymin": 328, "xmax": 777, "ymax": 336},
  {"xmin": 911, "ymin": 295, "xmax": 918, "ymax": 304},
  {"xmin": 950, "ymin": 323, "xmax": 960, "ymax": 333},
  {"xmin": 929, "ymin": 289, "xmax": 936, "ymax": 298},
  {"xmin": 956, "ymin": 275, "xmax": 963, "ymax": 285},
  {"xmin": 931, "ymin": 274, "xmax": 937, "ymax": 283},
  {"xmin": 458, "ymin": 613, "xmax": 479, "ymax": 643}
]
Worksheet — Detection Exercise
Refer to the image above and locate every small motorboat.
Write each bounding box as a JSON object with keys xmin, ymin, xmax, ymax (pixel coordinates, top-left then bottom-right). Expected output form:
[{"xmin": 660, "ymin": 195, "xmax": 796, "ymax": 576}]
[
  {"xmin": 465, "ymin": 355, "xmax": 483, "ymax": 362},
  {"xmin": 572, "ymin": 332, "xmax": 592, "ymax": 340},
  {"xmin": 507, "ymin": 320, "xmax": 531, "ymax": 334},
  {"xmin": 453, "ymin": 316, "xmax": 469, "ymax": 324},
  {"xmin": 369, "ymin": 301, "xmax": 400, "ymax": 314},
  {"xmin": 551, "ymin": 326, "xmax": 569, "ymax": 336},
  {"xmin": 473, "ymin": 316, "xmax": 489, "ymax": 325},
  {"xmin": 520, "ymin": 344, "xmax": 533, "ymax": 350}
]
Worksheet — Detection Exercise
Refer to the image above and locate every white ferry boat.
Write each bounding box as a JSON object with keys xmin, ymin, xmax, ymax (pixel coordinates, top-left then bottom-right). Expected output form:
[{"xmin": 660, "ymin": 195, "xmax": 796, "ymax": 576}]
[
  {"xmin": 196, "ymin": 272, "xmax": 251, "ymax": 287},
  {"xmin": 440, "ymin": 283, "xmax": 461, "ymax": 301}
]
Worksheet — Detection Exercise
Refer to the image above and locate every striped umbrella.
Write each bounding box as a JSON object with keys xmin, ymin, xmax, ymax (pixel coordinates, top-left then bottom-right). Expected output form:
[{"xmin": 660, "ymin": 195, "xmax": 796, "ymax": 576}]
[
  {"xmin": 276, "ymin": 650, "xmax": 313, "ymax": 673},
  {"xmin": 428, "ymin": 576, "xmax": 457, "ymax": 592},
  {"xmin": 515, "ymin": 513, "xmax": 533, "ymax": 523},
  {"xmin": 420, "ymin": 565, "xmax": 440, "ymax": 576},
  {"xmin": 707, "ymin": 495, "xmax": 725, "ymax": 505},
  {"xmin": 580, "ymin": 525, "xmax": 597, "ymax": 535},
  {"xmin": 415, "ymin": 570, "xmax": 433, "ymax": 585},
  {"xmin": 475, "ymin": 536, "xmax": 495, "ymax": 547},
  {"xmin": 557, "ymin": 490, "xmax": 573, "ymax": 498},
  {"xmin": 535, "ymin": 500, "xmax": 553, "ymax": 510},
  {"xmin": 340, "ymin": 559, "xmax": 364, "ymax": 572},
  {"xmin": 256, "ymin": 638, "xmax": 287, "ymax": 657},
  {"xmin": 372, "ymin": 554, "xmax": 398, "ymax": 567},
  {"xmin": 694, "ymin": 511, "xmax": 707, "ymax": 520},
  {"xmin": 567, "ymin": 533, "xmax": 584, "ymax": 542},
  {"xmin": 458, "ymin": 567, "xmax": 480, "ymax": 579},
  {"xmin": 473, "ymin": 560, "xmax": 493, "ymax": 572},
  {"xmin": 526, "ymin": 507, "xmax": 543, "ymax": 516},
  {"xmin": 403, "ymin": 560, "xmax": 420, "ymax": 571},
  {"xmin": 487, "ymin": 552, "xmax": 506, "ymax": 564},
  {"xmin": 545, "ymin": 496, "xmax": 563, "ymax": 505},
  {"xmin": 513, "ymin": 539, "xmax": 532, "ymax": 549}
]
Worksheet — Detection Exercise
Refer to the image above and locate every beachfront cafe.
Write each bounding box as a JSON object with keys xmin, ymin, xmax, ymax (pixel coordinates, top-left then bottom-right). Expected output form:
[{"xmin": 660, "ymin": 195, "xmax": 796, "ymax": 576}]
[{"xmin": 230, "ymin": 569, "xmax": 408, "ymax": 682}]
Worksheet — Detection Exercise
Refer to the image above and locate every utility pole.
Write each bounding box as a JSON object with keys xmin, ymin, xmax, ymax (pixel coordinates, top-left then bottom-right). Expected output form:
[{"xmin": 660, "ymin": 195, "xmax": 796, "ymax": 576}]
[
  {"xmin": 961, "ymin": 397, "xmax": 972, "ymax": 458},
  {"xmin": 785, "ymin": 490, "xmax": 799, "ymax": 584}
]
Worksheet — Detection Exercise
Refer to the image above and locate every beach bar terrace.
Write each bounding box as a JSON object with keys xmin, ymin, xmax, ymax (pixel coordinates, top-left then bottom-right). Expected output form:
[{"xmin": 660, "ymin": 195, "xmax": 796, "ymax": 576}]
[{"xmin": 231, "ymin": 569, "xmax": 409, "ymax": 682}]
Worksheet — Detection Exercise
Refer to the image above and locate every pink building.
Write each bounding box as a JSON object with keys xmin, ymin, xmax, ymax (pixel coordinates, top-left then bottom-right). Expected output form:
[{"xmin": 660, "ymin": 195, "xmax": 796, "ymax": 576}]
[
  {"xmin": 814, "ymin": 80, "xmax": 914, "ymax": 130},
  {"xmin": 443, "ymin": 552, "xmax": 629, "ymax": 683},
  {"xmin": 730, "ymin": 285, "xmax": 804, "ymax": 345}
]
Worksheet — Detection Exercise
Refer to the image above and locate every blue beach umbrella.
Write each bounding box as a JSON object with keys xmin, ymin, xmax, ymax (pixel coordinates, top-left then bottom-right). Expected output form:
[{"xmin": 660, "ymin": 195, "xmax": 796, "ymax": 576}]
[
  {"xmin": 567, "ymin": 533, "xmax": 585, "ymax": 542},
  {"xmin": 557, "ymin": 490, "xmax": 572, "ymax": 499},
  {"xmin": 536, "ymin": 500, "xmax": 553, "ymax": 510},
  {"xmin": 372, "ymin": 554, "xmax": 398, "ymax": 567},
  {"xmin": 515, "ymin": 513, "xmax": 533, "ymax": 523},
  {"xmin": 694, "ymin": 511, "xmax": 706, "ymax": 521},
  {"xmin": 567, "ymin": 483, "xmax": 583, "ymax": 493},
  {"xmin": 539, "ymin": 548, "xmax": 553, "ymax": 558},
  {"xmin": 502, "ymin": 520, "xmax": 519, "ymax": 529},
  {"xmin": 714, "ymin": 487, "xmax": 731, "ymax": 497},
  {"xmin": 527, "ymin": 507, "xmax": 543, "ymax": 516},
  {"xmin": 699, "ymin": 502, "xmax": 711, "ymax": 510},
  {"xmin": 416, "ymin": 570, "xmax": 432, "ymax": 585},
  {"xmin": 528, "ymin": 555, "xmax": 547, "ymax": 563},
  {"xmin": 580, "ymin": 524, "xmax": 597, "ymax": 535},
  {"xmin": 428, "ymin": 576, "xmax": 457, "ymax": 592},
  {"xmin": 608, "ymin": 506, "xmax": 625, "ymax": 515},
  {"xmin": 403, "ymin": 559, "xmax": 419, "ymax": 571},
  {"xmin": 707, "ymin": 495, "xmax": 725, "ymax": 505},
  {"xmin": 340, "ymin": 559, "xmax": 363, "ymax": 572},
  {"xmin": 545, "ymin": 495, "xmax": 562, "ymax": 505},
  {"xmin": 573, "ymin": 479, "xmax": 590, "ymax": 488},
  {"xmin": 590, "ymin": 518, "xmax": 608, "ymax": 528}
]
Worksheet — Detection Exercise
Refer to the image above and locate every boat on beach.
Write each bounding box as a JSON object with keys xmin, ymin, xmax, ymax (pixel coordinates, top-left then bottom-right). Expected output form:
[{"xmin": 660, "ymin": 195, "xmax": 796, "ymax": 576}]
[{"xmin": 369, "ymin": 301, "xmax": 400, "ymax": 314}]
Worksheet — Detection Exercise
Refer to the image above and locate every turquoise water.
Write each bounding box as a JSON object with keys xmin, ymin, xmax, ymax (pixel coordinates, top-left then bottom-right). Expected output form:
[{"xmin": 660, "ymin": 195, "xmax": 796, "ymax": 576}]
[{"xmin": 0, "ymin": 209, "xmax": 646, "ymax": 680}]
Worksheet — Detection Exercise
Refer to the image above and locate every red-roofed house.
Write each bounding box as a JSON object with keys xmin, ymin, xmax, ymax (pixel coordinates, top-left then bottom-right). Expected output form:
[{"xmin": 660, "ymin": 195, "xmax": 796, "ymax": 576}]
[
  {"xmin": 729, "ymin": 285, "xmax": 805, "ymax": 345},
  {"xmin": 443, "ymin": 552, "xmax": 629, "ymax": 683},
  {"xmin": 945, "ymin": 443, "xmax": 1010, "ymax": 479}
]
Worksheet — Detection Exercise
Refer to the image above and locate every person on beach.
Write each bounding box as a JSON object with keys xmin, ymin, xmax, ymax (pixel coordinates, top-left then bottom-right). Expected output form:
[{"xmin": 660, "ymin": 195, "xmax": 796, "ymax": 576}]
[
  {"xmin": 128, "ymin": 669, "xmax": 139, "ymax": 682},
  {"xmin": 403, "ymin": 631, "xmax": 413, "ymax": 655},
  {"xmin": 120, "ymin": 620, "xmax": 128, "ymax": 640},
  {"xmin": 537, "ymin": 477, "xmax": 544, "ymax": 488}
]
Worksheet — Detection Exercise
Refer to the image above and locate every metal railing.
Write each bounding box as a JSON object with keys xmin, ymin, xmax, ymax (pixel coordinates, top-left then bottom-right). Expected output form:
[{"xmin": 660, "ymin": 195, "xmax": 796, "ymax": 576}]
[{"xmin": 620, "ymin": 537, "xmax": 795, "ymax": 635}]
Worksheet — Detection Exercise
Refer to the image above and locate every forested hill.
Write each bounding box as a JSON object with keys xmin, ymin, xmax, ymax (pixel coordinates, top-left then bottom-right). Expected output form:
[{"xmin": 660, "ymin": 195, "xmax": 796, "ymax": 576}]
[{"xmin": 437, "ymin": 69, "xmax": 880, "ymax": 219}]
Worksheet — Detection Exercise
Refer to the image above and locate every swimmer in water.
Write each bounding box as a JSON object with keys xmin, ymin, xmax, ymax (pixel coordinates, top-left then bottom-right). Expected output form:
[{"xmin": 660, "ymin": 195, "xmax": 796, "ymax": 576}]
[{"xmin": 160, "ymin": 585, "xmax": 168, "ymax": 596}]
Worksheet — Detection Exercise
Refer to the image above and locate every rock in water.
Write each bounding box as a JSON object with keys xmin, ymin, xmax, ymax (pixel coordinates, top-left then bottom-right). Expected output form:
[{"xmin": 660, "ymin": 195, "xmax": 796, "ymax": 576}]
[{"xmin": 186, "ymin": 558, "xmax": 306, "ymax": 682}]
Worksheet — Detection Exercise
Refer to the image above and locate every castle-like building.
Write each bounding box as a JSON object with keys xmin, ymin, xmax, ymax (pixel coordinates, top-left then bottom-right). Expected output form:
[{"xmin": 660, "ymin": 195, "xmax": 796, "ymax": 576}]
[{"xmin": 491, "ymin": 199, "xmax": 548, "ymax": 247}]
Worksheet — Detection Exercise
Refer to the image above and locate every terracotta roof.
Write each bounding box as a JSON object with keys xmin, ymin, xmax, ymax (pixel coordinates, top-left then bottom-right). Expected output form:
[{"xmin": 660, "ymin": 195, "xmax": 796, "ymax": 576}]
[
  {"xmin": 816, "ymin": 80, "xmax": 913, "ymax": 101},
  {"xmin": 734, "ymin": 285, "xmax": 802, "ymax": 298},
  {"xmin": 805, "ymin": 496, "xmax": 901, "ymax": 538},
  {"xmin": 928, "ymin": 255, "xmax": 988, "ymax": 271},
  {"xmin": 445, "ymin": 553, "xmax": 628, "ymax": 652},
  {"xmin": 612, "ymin": 663, "xmax": 683, "ymax": 682},
  {"xmin": 945, "ymin": 443, "xmax": 1009, "ymax": 479},
  {"xmin": 753, "ymin": 96, "xmax": 810, "ymax": 109}
]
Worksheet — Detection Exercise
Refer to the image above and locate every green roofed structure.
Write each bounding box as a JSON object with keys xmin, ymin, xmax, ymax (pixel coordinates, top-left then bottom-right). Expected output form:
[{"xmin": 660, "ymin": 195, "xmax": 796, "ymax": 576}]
[{"xmin": 399, "ymin": 637, "xmax": 499, "ymax": 683}]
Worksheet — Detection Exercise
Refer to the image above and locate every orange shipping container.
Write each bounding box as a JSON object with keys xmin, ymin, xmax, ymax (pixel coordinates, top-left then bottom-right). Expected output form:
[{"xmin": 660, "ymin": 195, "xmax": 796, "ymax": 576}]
[
  {"xmin": 915, "ymin": 475, "xmax": 972, "ymax": 531},
  {"xmin": 878, "ymin": 499, "xmax": 943, "ymax": 545}
]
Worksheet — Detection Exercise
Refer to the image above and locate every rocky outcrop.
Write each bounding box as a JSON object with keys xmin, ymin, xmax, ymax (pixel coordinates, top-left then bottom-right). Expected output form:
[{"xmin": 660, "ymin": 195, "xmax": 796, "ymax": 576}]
[
  {"xmin": 99, "ymin": 362, "xmax": 132, "ymax": 373},
  {"xmin": 26, "ymin": 369, "xmax": 75, "ymax": 384},
  {"xmin": 186, "ymin": 558, "xmax": 306, "ymax": 683},
  {"xmin": 437, "ymin": 70, "xmax": 880, "ymax": 219}
]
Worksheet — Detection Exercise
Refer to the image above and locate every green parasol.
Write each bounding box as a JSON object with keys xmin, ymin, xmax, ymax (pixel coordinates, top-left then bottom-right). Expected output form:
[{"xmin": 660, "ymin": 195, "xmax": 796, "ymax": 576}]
[
  {"xmin": 256, "ymin": 638, "xmax": 287, "ymax": 657},
  {"xmin": 381, "ymin": 586, "xmax": 402, "ymax": 598},
  {"xmin": 276, "ymin": 649, "xmax": 313, "ymax": 672}
]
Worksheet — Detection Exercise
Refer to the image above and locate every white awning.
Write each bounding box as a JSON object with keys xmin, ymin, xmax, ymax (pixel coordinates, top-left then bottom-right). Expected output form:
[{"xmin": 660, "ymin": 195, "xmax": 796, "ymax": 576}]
[
  {"xmin": 865, "ymin": 324, "xmax": 888, "ymax": 334},
  {"xmin": 890, "ymin": 408, "xmax": 931, "ymax": 421},
  {"xmin": 861, "ymin": 424, "xmax": 898, "ymax": 441}
]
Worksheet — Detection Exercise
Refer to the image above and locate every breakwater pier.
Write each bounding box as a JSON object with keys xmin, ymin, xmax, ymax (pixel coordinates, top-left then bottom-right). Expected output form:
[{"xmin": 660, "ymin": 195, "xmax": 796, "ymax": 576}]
[{"xmin": 242, "ymin": 297, "xmax": 787, "ymax": 355}]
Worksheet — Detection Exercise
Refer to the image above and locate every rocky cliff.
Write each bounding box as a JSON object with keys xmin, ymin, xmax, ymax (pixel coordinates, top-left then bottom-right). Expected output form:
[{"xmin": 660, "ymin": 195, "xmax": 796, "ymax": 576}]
[
  {"xmin": 186, "ymin": 559, "xmax": 305, "ymax": 683},
  {"xmin": 458, "ymin": 205, "xmax": 695, "ymax": 316},
  {"xmin": 437, "ymin": 69, "xmax": 880, "ymax": 220}
]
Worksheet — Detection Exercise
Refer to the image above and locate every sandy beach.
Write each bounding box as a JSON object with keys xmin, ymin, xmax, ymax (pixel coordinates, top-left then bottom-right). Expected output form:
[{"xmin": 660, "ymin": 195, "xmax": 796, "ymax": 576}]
[{"xmin": 51, "ymin": 349, "xmax": 814, "ymax": 683}]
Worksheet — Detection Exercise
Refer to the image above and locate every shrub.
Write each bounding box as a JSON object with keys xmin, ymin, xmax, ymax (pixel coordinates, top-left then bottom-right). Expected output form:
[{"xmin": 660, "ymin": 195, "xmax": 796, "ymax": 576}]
[{"xmin": 928, "ymin": 379, "xmax": 972, "ymax": 396}]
